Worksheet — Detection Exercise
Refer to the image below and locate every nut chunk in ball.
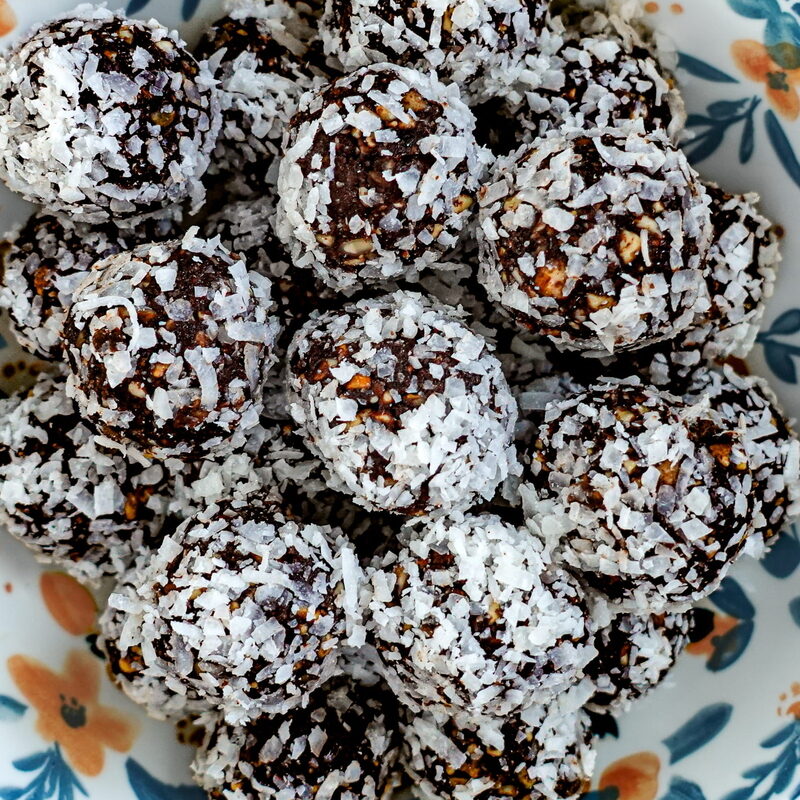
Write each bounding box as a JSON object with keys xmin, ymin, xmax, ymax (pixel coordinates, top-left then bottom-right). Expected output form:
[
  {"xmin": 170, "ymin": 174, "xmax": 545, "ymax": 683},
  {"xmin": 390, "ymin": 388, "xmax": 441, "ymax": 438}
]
[
  {"xmin": 288, "ymin": 291, "xmax": 518, "ymax": 516},
  {"xmin": 320, "ymin": 0, "xmax": 549, "ymax": 86},
  {"xmin": 519, "ymin": 379, "xmax": 756, "ymax": 611},
  {"xmin": 477, "ymin": 130, "xmax": 713, "ymax": 354},
  {"xmin": 403, "ymin": 705, "xmax": 595, "ymax": 800},
  {"xmin": 0, "ymin": 6, "xmax": 220, "ymax": 223},
  {"xmin": 64, "ymin": 231, "xmax": 280, "ymax": 461},
  {"xmin": 364, "ymin": 513, "xmax": 595, "ymax": 717},
  {"xmin": 277, "ymin": 64, "xmax": 485, "ymax": 290},
  {"xmin": 194, "ymin": 677, "xmax": 401, "ymax": 800},
  {"xmin": 100, "ymin": 500, "xmax": 362, "ymax": 723},
  {"xmin": 0, "ymin": 373, "xmax": 168, "ymax": 587}
]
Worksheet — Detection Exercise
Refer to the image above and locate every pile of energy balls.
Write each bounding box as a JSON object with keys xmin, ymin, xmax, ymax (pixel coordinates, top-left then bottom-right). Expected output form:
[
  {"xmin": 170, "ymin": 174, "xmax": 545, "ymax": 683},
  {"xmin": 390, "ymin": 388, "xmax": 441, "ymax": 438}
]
[{"xmin": 0, "ymin": 0, "xmax": 796, "ymax": 798}]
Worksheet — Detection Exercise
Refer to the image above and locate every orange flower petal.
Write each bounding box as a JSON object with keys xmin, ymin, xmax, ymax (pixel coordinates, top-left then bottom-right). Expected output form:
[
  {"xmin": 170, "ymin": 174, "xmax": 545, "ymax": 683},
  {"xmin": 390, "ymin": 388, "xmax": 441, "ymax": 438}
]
[
  {"xmin": 63, "ymin": 650, "xmax": 100, "ymax": 703},
  {"xmin": 0, "ymin": 1, "xmax": 16, "ymax": 38},
  {"xmin": 732, "ymin": 40, "xmax": 777, "ymax": 83},
  {"xmin": 60, "ymin": 734, "xmax": 107, "ymax": 778},
  {"xmin": 600, "ymin": 752, "xmax": 661, "ymax": 800},
  {"xmin": 686, "ymin": 613, "xmax": 737, "ymax": 657},
  {"xmin": 40, "ymin": 573, "xmax": 97, "ymax": 636},
  {"xmin": 767, "ymin": 85, "xmax": 800, "ymax": 120},
  {"xmin": 8, "ymin": 654, "xmax": 64, "ymax": 717},
  {"xmin": 88, "ymin": 707, "xmax": 138, "ymax": 754}
]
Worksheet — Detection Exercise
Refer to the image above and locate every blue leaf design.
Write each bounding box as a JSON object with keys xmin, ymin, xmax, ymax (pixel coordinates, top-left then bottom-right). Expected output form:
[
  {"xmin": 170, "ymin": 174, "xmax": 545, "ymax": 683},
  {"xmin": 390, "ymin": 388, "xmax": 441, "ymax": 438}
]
[
  {"xmin": 662, "ymin": 703, "xmax": 733, "ymax": 763},
  {"xmin": 126, "ymin": 0, "xmax": 151, "ymax": 13},
  {"xmin": 0, "ymin": 789, "xmax": 24, "ymax": 800},
  {"xmin": 788, "ymin": 596, "xmax": 800, "ymax": 628},
  {"xmin": 743, "ymin": 762, "xmax": 775, "ymax": 780},
  {"xmin": 765, "ymin": 109, "xmax": 800, "ymax": 189},
  {"xmin": 766, "ymin": 12, "xmax": 800, "ymax": 69},
  {"xmin": 0, "ymin": 695, "xmax": 26, "ymax": 722},
  {"xmin": 710, "ymin": 577, "xmax": 755, "ymax": 619},
  {"xmin": 686, "ymin": 113, "xmax": 714, "ymax": 127},
  {"xmin": 182, "ymin": 0, "xmax": 202, "ymax": 20},
  {"xmin": 769, "ymin": 755, "xmax": 797, "ymax": 794},
  {"xmin": 664, "ymin": 778, "xmax": 708, "ymax": 800},
  {"xmin": 721, "ymin": 787, "xmax": 756, "ymax": 800},
  {"xmin": 764, "ymin": 341, "xmax": 798, "ymax": 384},
  {"xmin": 766, "ymin": 308, "xmax": 800, "ymax": 335},
  {"xmin": 13, "ymin": 752, "xmax": 49, "ymax": 772},
  {"xmin": 740, "ymin": 114, "xmax": 755, "ymax": 163},
  {"xmin": 761, "ymin": 721, "xmax": 797, "ymax": 748},
  {"xmin": 761, "ymin": 529, "xmax": 800, "ymax": 578},
  {"xmin": 708, "ymin": 99, "xmax": 748, "ymax": 118},
  {"xmin": 728, "ymin": 0, "xmax": 780, "ymax": 18},
  {"xmin": 126, "ymin": 759, "xmax": 206, "ymax": 800},
  {"xmin": 678, "ymin": 52, "xmax": 739, "ymax": 83},
  {"xmin": 685, "ymin": 128, "xmax": 726, "ymax": 165},
  {"xmin": 706, "ymin": 620, "xmax": 754, "ymax": 672}
]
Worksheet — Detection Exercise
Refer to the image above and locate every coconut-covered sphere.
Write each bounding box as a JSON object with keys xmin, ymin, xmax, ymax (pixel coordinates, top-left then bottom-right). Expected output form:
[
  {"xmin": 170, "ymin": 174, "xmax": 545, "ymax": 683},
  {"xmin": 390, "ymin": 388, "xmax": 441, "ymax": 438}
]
[
  {"xmin": 193, "ymin": 677, "xmax": 401, "ymax": 800},
  {"xmin": 519, "ymin": 379, "xmax": 756, "ymax": 611},
  {"xmin": 0, "ymin": 209, "xmax": 182, "ymax": 362},
  {"xmin": 195, "ymin": 10, "xmax": 320, "ymax": 195},
  {"xmin": 276, "ymin": 63, "xmax": 486, "ymax": 290},
  {"xmin": 0, "ymin": 373, "xmax": 168, "ymax": 586},
  {"xmin": 477, "ymin": 130, "xmax": 713, "ymax": 354},
  {"xmin": 585, "ymin": 611, "xmax": 691, "ymax": 715},
  {"xmin": 364, "ymin": 513, "xmax": 595, "ymax": 716},
  {"xmin": 0, "ymin": 5, "xmax": 220, "ymax": 223},
  {"xmin": 319, "ymin": 0, "xmax": 549, "ymax": 87},
  {"xmin": 403, "ymin": 705, "xmax": 595, "ymax": 800},
  {"xmin": 63, "ymin": 231, "xmax": 280, "ymax": 461},
  {"xmin": 100, "ymin": 499, "xmax": 361, "ymax": 723},
  {"xmin": 685, "ymin": 367, "xmax": 800, "ymax": 550},
  {"xmin": 287, "ymin": 291, "xmax": 519, "ymax": 516}
]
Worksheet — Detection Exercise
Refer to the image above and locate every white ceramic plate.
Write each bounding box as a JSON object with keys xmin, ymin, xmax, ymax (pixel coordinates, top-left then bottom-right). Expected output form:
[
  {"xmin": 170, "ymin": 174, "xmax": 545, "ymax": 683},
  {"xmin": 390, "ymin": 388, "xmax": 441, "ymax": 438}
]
[{"xmin": 1, "ymin": 1, "xmax": 800, "ymax": 799}]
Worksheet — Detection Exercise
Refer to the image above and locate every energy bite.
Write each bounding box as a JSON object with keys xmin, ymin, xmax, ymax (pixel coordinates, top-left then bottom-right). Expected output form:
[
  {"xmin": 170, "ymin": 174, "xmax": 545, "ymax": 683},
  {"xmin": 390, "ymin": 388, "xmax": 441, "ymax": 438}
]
[
  {"xmin": 277, "ymin": 63, "xmax": 486, "ymax": 290},
  {"xmin": 0, "ymin": 5, "xmax": 220, "ymax": 223},
  {"xmin": 319, "ymin": 0, "xmax": 549, "ymax": 88},
  {"xmin": 519, "ymin": 378, "xmax": 756, "ymax": 611},
  {"xmin": 477, "ymin": 129, "xmax": 713, "ymax": 354},
  {"xmin": 287, "ymin": 290, "xmax": 519, "ymax": 516},
  {"xmin": 403, "ymin": 705, "xmax": 595, "ymax": 800},
  {"xmin": 585, "ymin": 610, "xmax": 692, "ymax": 715},
  {"xmin": 100, "ymin": 499, "xmax": 362, "ymax": 723},
  {"xmin": 363, "ymin": 513, "xmax": 595, "ymax": 717},
  {"xmin": 64, "ymin": 231, "xmax": 280, "ymax": 461},
  {"xmin": 195, "ymin": 10, "xmax": 321, "ymax": 195},
  {"xmin": 0, "ymin": 373, "xmax": 168, "ymax": 587},
  {"xmin": 194, "ymin": 677, "xmax": 401, "ymax": 800},
  {"xmin": 0, "ymin": 209, "xmax": 181, "ymax": 362}
]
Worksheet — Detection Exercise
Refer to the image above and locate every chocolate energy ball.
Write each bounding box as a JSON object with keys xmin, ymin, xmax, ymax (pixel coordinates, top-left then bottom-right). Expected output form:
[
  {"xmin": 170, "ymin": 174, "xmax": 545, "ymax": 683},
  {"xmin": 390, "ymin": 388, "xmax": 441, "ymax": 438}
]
[
  {"xmin": 100, "ymin": 499, "xmax": 362, "ymax": 723},
  {"xmin": 477, "ymin": 129, "xmax": 713, "ymax": 354},
  {"xmin": 287, "ymin": 290, "xmax": 519, "ymax": 516},
  {"xmin": 0, "ymin": 209, "xmax": 182, "ymax": 362},
  {"xmin": 686, "ymin": 367, "xmax": 800, "ymax": 550},
  {"xmin": 277, "ymin": 63, "xmax": 486, "ymax": 290},
  {"xmin": 586, "ymin": 610, "xmax": 691, "ymax": 715},
  {"xmin": 0, "ymin": 373, "xmax": 168, "ymax": 587},
  {"xmin": 64, "ymin": 231, "xmax": 280, "ymax": 461},
  {"xmin": 364, "ymin": 513, "xmax": 596, "ymax": 717},
  {"xmin": 403, "ymin": 705, "xmax": 595, "ymax": 800},
  {"xmin": 519, "ymin": 378, "xmax": 757, "ymax": 611},
  {"xmin": 195, "ymin": 10, "xmax": 321, "ymax": 196},
  {"xmin": 0, "ymin": 6, "xmax": 220, "ymax": 223},
  {"xmin": 194, "ymin": 677, "xmax": 401, "ymax": 800},
  {"xmin": 319, "ymin": 0, "xmax": 548, "ymax": 88}
]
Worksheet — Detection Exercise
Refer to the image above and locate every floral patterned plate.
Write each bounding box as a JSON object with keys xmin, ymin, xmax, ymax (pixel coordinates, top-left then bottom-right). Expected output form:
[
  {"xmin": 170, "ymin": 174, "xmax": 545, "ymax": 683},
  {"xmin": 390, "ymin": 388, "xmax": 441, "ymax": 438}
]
[{"xmin": 1, "ymin": 0, "xmax": 800, "ymax": 799}]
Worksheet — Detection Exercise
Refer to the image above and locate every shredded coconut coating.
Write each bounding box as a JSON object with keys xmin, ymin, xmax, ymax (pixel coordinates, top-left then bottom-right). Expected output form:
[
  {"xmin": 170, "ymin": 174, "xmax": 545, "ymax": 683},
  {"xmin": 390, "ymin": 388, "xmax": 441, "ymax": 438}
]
[
  {"xmin": 193, "ymin": 677, "xmax": 401, "ymax": 800},
  {"xmin": 519, "ymin": 378, "xmax": 758, "ymax": 612},
  {"xmin": 195, "ymin": 11, "xmax": 323, "ymax": 196},
  {"xmin": 476, "ymin": 129, "xmax": 713, "ymax": 354},
  {"xmin": 100, "ymin": 499, "xmax": 363, "ymax": 724},
  {"xmin": 0, "ymin": 5, "xmax": 220, "ymax": 223},
  {"xmin": 363, "ymin": 513, "xmax": 596, "ymax": 717},
  {"xmin": 63, "ymin": 230, "xmax": 281, "ymax": 461},
  {"xmin": 585, "ymin": 610, "xmax": 691, "ymax": 715},
  {"xmin": 0, "ymin": 209, "xmax": 182, "ymax": 362},
  {"xmin": 287, "ymin": 290, "xmax": 519, "ymax": 516},
  {"xmin": 276, "ymin": 63, "xmax": 487, "ymax": 290},
  {"xmin": 0, "ymin": 372, "xmax": 169, "ymax": 586},
  {"xmin": 402, "ymin": 703, "xmax": 595, "ymax": 800},
  {"xmin": 685, "ymin": 366, "xmax": 800, "ymax": 553},
  {"xmin": 319, "ymin": 0, "xmax": 549, "ymax": 91}
]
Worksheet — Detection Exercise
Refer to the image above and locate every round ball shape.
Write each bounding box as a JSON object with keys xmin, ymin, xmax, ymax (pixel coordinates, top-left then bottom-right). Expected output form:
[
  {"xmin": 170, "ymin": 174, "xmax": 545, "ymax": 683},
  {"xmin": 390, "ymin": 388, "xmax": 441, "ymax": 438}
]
[
  {"xmin": 0, "ymin": 5, "xmax": 220, "ymax": 223},
  {"xmin": 287, "ymin": 290, "xmax": 519, "ymax": 516}
]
